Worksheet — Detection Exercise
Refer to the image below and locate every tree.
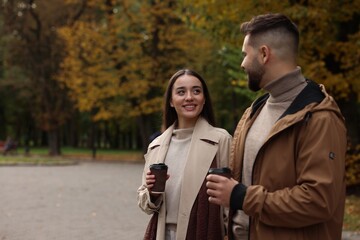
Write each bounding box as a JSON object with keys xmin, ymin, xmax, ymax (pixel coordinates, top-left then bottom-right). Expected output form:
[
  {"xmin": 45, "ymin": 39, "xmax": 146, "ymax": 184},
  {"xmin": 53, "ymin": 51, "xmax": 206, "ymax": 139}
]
[
  {"xmin": 182, "ymin": 0, "xmax": 360, "ymax": 144},
  {"xmin": 1, "ymin": 0, "xmax": 88, "ymax": 155},
  {"xmin": 58, "ymin": 0, "xmax": 217, "ymax": 151}
]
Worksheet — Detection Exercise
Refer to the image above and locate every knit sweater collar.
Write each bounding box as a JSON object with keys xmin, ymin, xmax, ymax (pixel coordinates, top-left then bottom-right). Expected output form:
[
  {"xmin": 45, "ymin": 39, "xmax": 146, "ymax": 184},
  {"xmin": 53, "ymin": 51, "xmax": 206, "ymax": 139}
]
[
  {"xmin": 264, "ymin": 67, "xmax": 306, "ymax": 103},
  {"xmin": 172, "ymin": 128, "xmax": 194, "ymax": 140}
]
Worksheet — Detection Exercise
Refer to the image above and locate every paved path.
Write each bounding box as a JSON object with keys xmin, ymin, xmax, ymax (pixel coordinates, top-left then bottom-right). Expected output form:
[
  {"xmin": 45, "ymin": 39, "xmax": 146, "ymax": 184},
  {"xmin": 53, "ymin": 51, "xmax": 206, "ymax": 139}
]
[
  {"xmin": 0, "ymin": 162, "xmax": 359, "ymax": 240},
  {"xmin": 0, "ymin": 162, "xmax": 150, "ymax": 240}
]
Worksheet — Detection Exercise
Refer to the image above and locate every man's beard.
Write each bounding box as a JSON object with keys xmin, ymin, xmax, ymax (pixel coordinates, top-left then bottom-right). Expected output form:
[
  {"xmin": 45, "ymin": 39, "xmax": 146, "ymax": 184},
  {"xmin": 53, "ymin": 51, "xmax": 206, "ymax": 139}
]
[{"xmin": 247, "ymin": 58, "xmax": 265, "ymax": 92}]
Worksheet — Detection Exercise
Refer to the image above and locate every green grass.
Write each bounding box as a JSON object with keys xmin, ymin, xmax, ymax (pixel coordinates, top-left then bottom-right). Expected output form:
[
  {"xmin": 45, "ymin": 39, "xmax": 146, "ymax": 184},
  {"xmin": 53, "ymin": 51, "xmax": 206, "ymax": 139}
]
[
  {"xmin": 0, "ymin": 155, "xmax": 77, "ymax": 166},
  {"xmin": 15, "ymin": 147, "xmax": 142, "ymax": 155},
  {"xmin": 4, "ymin": 147, "xmax": 143, "ymax": 162},
  {"xmin": 0, "ymin": 147, "xmax": 143, "ymax": 165}
]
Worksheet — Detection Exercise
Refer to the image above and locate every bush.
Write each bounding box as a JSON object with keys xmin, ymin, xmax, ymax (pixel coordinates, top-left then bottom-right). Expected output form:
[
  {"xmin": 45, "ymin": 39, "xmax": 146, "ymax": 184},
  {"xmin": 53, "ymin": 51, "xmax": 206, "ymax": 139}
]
[{"xmin": 346, "ymin": 144, "xmax": 360, "ymax": 187}]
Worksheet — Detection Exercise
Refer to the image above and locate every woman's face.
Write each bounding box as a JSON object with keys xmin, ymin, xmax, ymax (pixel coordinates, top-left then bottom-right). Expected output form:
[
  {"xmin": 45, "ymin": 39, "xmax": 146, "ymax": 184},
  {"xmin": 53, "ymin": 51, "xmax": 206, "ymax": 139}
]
[{"xmin": 170, "ymin": 74, "xmax": 205, "ymax": 129}]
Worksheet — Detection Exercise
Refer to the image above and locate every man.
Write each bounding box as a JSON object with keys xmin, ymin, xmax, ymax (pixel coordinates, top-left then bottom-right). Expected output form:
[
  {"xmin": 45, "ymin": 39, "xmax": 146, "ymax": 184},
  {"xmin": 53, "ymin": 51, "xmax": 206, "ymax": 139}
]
[{"xmin": 206, "ymin": 13, "xmax": 347, "ymax": 240}]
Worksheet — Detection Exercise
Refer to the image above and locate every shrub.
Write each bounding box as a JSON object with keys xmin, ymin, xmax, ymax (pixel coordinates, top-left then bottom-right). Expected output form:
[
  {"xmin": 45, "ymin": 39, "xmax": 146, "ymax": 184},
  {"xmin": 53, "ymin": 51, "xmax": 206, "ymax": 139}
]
[{"xmin": 346, "ymin": 144, "xmax": 360, "ymax": 187}]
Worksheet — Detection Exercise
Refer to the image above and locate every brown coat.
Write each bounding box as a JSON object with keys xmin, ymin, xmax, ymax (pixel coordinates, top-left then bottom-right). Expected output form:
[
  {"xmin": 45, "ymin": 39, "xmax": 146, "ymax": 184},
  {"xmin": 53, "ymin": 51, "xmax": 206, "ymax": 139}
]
[
  {"xmin": 138, "ymin": 117, "xmax": 232, "ymax": 240},
  {"xmin": 229, "ymin": 82, "xmax": 347, "ymax": 240}
]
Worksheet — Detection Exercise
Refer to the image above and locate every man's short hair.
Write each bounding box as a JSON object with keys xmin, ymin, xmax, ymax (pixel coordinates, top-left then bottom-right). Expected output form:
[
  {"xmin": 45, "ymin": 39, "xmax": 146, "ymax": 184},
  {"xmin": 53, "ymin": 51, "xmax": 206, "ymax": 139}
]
[{"xmin": 240, "ymin": 13, "xmax": 299, "ymax": 55}]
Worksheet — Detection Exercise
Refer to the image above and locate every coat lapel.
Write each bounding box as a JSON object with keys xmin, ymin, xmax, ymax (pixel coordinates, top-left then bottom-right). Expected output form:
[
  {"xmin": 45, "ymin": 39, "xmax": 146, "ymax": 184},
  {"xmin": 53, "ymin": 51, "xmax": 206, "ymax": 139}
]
[
  {"xmin": 145, "ymin": 125, "xmax": 174, "ymax": 166},
  {"xmin": 176, "ymin": 118, "xmax": 221, "ymax": 239},
  {"xmin": 145, "ymin": 126, "xmax": 173, "ymax": 240},
  {"xmin": 148, "ymin": 119, "xmax": 223, "ymax": 240}
]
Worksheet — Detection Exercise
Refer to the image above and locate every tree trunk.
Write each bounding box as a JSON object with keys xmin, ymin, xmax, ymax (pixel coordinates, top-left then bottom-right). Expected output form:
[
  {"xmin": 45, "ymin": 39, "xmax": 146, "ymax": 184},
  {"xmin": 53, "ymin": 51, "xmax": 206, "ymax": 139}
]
[
  {"xmin": 113, "ymin": 123, "xmax": 120, "ymax": 149},
  {"xmin": 67, "ymin": 114, "xmax": 78, "ymax": 148},
  {"xmin": 338, "ymin": 93, "xmax": 359, "ymax": 146},
  {"xmin": 137, "ymin": 114, "xmax": 151, "ymax": 153},
  {"xmin": 41, "ymin": 130, "xmax": 48, "ymax": 147},
  {"xmin": 90, "ymin": 121, "xmax": 97, "ymax": 159},
  {"xmin": 48, "ymin": 129, "xmax": 61, "ymax": 156}
]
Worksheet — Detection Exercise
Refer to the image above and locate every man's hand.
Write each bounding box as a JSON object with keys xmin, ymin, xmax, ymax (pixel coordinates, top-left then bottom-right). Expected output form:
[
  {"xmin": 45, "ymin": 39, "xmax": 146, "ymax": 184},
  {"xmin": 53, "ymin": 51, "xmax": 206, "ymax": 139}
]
[{"xmin": 206, "ymin": 174, "xmax": 238, "ymax": 207}]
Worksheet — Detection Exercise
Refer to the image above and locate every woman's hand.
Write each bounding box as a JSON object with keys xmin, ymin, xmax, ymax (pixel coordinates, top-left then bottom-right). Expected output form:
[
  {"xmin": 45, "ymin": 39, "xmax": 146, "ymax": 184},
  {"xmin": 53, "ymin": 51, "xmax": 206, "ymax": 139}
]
[
  {"xmin": 145, "ymin": 170, "xmax": 156, "ymax": 190},
  {"xmin": 146, "ymin": 170, "xmax": 170, "ymax": 201}
]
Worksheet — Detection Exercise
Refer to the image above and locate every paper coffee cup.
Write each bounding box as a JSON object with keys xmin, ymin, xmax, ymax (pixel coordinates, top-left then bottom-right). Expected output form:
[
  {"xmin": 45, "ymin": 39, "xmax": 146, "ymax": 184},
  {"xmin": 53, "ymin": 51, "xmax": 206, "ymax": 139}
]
[
  {"xmin": 149, "ymin": 163, "xmax": 168, "ymax": 193},
  {"xmin": 208, "ymin": 167, "xmax": 232, "ymax": 179}
]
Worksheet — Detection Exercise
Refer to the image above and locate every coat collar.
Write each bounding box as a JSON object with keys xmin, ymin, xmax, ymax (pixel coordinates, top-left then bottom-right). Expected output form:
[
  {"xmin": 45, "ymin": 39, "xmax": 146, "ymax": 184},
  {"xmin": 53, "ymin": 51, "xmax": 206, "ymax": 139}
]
[
  {"xmin": 250, "ymin": 79, "xmax": 325, "ymax": 120},
  {"xmin": 148, "ymin": 117, "xmax": 222, "ymax": 150}
]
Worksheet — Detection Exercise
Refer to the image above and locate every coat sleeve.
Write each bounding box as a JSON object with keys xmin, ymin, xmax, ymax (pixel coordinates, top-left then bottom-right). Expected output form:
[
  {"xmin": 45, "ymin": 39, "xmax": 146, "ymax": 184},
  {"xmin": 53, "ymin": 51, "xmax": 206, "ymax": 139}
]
[
  {"xmin": 216, "ymin": 130, "xmax": 232, "ymax": 168},
  {"xmin": 214, "ymin": 130, "xmax": 232, "ymax": 235},
  {"xmin": 137, "ymin": 183, "xmax": 163, "ymax": 215},
  {"xmin": 137, "ymin": 153, "xmax": 163, "ymax": 215},
  {"xmin": 243, "ymin": 110, "xmax": 347, "ymax": 227}
]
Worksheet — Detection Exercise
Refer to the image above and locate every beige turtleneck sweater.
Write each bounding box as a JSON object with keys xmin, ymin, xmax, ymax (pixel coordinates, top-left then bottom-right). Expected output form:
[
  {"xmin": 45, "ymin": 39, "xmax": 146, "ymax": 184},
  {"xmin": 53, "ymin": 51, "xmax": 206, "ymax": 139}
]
[
  {"xmin": 164, "ymin": 128, "xmax": 193, "ymax": 224},
  {"xmin": 235, "ymin": 67, "xmax": 307, "ymax": 238}
]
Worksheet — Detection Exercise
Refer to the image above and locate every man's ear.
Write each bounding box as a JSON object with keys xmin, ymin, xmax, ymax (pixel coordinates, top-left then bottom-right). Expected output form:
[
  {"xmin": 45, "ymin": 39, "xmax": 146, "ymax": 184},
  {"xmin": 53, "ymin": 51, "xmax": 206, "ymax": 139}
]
[{"xmin": 259, "ymin": 45, "xmax": 270, "ymax": 64}]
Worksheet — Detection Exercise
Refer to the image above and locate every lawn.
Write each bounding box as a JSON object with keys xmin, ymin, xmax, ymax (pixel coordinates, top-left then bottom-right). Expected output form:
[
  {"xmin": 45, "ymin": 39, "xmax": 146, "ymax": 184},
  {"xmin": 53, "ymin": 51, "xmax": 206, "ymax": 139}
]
[
  {"xmin": 0, "ymin": 155, "xmax": 77, "ymax": 166},
  {"xmin": 10, "ymin": 147, "xmax": 144, "ymax": 162}
]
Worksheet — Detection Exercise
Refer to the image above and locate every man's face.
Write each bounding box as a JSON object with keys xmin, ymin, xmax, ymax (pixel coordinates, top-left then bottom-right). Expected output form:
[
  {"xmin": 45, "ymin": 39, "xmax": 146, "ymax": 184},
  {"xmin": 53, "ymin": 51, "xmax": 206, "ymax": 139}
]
[{"xmin": 241, "ymin": 35, "xmax": 265, "ymax": 92}]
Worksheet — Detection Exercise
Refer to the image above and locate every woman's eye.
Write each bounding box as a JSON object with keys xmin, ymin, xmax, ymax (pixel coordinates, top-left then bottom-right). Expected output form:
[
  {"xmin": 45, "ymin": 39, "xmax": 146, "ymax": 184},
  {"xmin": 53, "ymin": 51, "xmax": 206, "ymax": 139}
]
[
  {"xmin": 193, "ymin": 89, "xmax": 201, "ymax": 94},
  {"xmin": 177, "ymin": 90, "xmax": 185, "ymax": 95}
]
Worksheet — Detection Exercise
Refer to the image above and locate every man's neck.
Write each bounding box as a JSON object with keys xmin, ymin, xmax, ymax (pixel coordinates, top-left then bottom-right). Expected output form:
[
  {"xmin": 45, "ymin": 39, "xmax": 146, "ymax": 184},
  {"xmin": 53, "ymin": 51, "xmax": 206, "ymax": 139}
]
[
  {"xmin": 261, "ymin": 62, "xmax": 297, "ymax": 88},
  {"xmin": 264, "ymin": 67, "xmax": 306, "ymax": 102}
]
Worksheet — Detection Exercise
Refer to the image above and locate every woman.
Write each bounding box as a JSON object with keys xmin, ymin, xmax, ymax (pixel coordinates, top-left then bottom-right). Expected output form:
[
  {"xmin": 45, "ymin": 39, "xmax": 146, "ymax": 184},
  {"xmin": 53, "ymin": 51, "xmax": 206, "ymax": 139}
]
[{"xmin": 137, "ymin": 69, "xmax": 231, "ymax": 240}]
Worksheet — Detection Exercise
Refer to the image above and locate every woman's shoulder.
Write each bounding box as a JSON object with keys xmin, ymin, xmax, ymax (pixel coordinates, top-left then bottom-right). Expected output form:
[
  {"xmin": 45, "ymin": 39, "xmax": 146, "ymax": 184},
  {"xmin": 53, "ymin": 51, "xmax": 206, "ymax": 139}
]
[
  {"xmin": 202, "ymin": 122, "xmax": 231, "ymax": 137},
  {"xmin": 197, "ymin": 118, "xmax": 232, "ymax": 137},
  {"xmin": 147, "ymin": 126, "xmax": 174, "ymax": 150},
  {"xmin": 211, "ymin": 127, "xmax": 232, "ymax": 138}
]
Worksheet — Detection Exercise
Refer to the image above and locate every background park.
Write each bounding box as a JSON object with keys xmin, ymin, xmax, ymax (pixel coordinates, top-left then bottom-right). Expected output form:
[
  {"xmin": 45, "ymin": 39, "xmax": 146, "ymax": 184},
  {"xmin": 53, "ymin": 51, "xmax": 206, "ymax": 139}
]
[{"xmin": 0, "ymin": 0, "xmax": 359, "ymax": 236}]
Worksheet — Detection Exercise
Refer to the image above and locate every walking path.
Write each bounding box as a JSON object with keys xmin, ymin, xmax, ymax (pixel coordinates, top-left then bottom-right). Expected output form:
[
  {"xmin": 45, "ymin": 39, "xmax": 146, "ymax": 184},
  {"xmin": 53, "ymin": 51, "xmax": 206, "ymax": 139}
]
[
  {"xmin": 0, "ymin": 162, "xmax": 150, "ymax": 240},
  {"xmin": 0, "ymin": 161, "xmax": 359, "ymax": 240}
]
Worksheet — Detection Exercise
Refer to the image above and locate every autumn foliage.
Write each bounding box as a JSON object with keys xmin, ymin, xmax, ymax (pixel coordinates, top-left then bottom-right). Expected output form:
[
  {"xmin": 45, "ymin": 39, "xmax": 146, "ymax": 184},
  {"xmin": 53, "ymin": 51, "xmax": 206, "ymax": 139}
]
[{"xmin": 1, "ymin": 0, "xmax": 359, "ymax": 161}]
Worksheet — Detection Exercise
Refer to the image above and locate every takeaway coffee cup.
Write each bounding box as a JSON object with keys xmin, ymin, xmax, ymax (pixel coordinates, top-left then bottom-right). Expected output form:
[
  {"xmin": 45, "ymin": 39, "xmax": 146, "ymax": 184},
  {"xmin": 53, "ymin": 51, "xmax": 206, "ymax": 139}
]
[
  {"xmin": 149, "ymin": 163, "xmax": 168, "ymax": 193},
  {"xmin": 208, "ymin": 167, "xmax": 232, "ymax": 179}
]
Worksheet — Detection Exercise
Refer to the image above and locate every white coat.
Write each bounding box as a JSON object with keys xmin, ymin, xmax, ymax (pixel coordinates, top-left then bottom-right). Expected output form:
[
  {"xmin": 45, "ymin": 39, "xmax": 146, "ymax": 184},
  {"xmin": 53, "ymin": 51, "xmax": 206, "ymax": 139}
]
[{"xmin": 138, "ymin": 117, "xmax": 231, "ymax": 240}]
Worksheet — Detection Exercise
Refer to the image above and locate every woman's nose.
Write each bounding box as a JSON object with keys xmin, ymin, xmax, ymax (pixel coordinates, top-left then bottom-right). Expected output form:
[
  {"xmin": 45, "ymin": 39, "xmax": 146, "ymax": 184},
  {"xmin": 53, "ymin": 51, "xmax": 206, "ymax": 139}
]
[{"xmin": 185, "ymin": 91, "xmax": 193, "ymax": 100}]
